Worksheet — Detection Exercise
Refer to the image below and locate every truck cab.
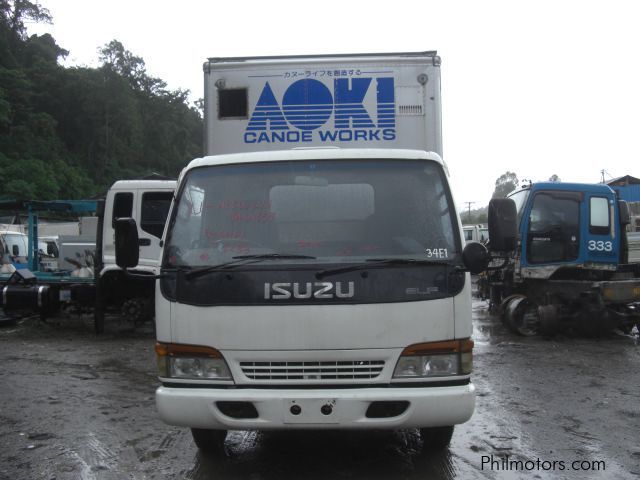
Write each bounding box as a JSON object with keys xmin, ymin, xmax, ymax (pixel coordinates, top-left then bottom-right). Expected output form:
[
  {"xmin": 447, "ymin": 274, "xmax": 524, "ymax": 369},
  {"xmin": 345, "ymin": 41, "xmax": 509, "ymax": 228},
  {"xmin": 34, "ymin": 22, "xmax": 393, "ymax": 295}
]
[
  {"xmin": 115, "ymin": 52, "xmax": 489, "ymax": 453},
  {"xmin": 102, "ymin": 180, "xmax": 176, "ymax": 275},
  {"xmin": 95, "ymin": 179, "xmax": 176, "ymax": 331},
  {"xmin": 462, "ymin": 224, "xmax": 489, "ymax": 245},
  {"xmin": 508, "ymin": 182, "xmax": 621, "ymax": 279},
  {"xmin": 0, "ymin": 231, "xmax": 29, "ymax": 271},
  {"xmin": 486, "ymin": 182, "xmax": 640, "ymax": 335}
]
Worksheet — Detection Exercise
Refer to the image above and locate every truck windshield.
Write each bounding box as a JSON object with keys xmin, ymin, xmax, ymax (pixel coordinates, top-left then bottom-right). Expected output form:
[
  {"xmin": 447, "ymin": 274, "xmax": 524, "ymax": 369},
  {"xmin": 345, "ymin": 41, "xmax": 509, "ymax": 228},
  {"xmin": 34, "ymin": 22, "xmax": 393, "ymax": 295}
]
[
  {"xmin": 164, "ymin": 159, "xmax": 460, "ymax": 268},
  {"xmin": 508, "ymin": 189, "xmax": 530, "ymax": 224}
]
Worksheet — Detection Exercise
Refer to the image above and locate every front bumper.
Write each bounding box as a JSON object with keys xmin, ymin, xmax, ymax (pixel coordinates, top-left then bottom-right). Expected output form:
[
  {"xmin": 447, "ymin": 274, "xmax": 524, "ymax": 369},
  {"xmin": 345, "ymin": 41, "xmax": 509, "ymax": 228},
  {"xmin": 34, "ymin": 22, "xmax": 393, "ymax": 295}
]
[{"xmin": 156, "ymin": 383, "xmax": 476, "ymax": 430}]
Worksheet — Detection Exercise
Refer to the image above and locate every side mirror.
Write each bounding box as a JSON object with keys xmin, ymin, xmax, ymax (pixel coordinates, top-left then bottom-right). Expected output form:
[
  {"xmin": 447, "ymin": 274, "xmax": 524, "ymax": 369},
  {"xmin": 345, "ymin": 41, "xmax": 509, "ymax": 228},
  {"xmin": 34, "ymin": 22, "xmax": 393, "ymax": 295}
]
[
  {"xmin": 488, "ymin": 198, "xmax": 518, "ymax": 252},
  {"xmin": 115, "ymin": 218, "xmax": 139, "ymax": 269},
  {"xmin": 12, "ymin": 244, "xmax": 19, "ymax": 256},
  {"xmin": 462, "ymin": 241, "xmax": 490, "ymax": 274}
]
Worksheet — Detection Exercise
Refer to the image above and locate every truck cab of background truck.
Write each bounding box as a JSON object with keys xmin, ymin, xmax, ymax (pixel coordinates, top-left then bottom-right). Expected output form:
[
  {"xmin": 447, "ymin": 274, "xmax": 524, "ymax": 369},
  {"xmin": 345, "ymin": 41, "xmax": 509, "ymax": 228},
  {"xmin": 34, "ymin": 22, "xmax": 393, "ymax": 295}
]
[
  {"xmin": 507, "ymin": 182, "xmax": 626, "ymax": 278},
  {"xmin": 486, "ymin": 181, "xmax": 640, "ymax": 336}
]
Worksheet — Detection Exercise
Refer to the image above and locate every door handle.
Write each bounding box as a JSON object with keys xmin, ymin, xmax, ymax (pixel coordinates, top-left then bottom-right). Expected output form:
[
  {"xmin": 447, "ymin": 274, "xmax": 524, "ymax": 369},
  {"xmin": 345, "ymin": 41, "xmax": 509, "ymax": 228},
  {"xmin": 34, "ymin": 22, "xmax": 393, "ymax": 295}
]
[{"xmin": 138, "ymin": 238, "xmax": 151, "ymax": 246}]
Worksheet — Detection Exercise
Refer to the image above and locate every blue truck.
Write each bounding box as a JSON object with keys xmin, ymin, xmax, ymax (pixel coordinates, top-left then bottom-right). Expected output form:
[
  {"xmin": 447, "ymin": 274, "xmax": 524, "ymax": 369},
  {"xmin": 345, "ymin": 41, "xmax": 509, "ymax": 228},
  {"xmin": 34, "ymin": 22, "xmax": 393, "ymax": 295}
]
[{"xmin": 483, "ymin": 181, "xmax": 640, "ymax": 336}]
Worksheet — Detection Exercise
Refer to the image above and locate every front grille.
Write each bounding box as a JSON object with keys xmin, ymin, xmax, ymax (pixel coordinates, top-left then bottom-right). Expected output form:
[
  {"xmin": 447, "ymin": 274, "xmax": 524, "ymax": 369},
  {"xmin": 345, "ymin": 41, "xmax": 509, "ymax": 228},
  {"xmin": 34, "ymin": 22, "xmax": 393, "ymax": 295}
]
[{"xmin": 240, "ymin": 360, "xmax": 385, "ymax": 380}]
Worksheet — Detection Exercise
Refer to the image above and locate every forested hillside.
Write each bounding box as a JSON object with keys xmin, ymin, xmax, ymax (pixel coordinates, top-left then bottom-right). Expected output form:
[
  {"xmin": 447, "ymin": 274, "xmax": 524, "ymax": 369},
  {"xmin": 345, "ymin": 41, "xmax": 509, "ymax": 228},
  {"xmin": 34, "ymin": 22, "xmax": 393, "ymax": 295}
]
[{"xmin": 0, "ymin": 0, "xmax": 202, "ymax": 200}]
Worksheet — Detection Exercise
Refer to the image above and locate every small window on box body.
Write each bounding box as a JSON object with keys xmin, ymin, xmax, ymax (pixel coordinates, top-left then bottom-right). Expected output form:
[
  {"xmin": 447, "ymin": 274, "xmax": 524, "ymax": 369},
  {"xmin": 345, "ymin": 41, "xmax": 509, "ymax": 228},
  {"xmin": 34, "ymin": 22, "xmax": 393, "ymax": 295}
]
[{"xmin": 218, "ymin": 88, "xmax": 248, "ymax": 119}]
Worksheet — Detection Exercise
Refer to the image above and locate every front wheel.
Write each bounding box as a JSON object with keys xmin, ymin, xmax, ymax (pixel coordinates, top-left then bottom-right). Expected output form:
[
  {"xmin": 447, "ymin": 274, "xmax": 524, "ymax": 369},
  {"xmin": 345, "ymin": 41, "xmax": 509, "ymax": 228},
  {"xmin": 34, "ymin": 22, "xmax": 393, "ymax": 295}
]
[
  {"xmin": 191, "ymin": 428, "xmax": 227, "ymax": 454},
  {"xmin": 420, "ymin": 425, "xmax": 454, "ymax": 450}
]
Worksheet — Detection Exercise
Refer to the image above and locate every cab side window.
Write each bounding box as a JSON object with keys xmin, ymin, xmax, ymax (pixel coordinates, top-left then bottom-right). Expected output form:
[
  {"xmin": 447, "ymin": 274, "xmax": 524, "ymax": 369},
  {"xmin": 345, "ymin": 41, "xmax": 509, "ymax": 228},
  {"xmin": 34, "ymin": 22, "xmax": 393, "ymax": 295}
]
[
  {"xmin": 527, "ymin": 192, "xmax": 580, "ymax": 264},
  {"xmin": 141, "ymin": 192, "xmax": 173, "ymax": 238},
  {"xmin": 589, "ymin": 197, "xmax": 610, "ymax": 235}
]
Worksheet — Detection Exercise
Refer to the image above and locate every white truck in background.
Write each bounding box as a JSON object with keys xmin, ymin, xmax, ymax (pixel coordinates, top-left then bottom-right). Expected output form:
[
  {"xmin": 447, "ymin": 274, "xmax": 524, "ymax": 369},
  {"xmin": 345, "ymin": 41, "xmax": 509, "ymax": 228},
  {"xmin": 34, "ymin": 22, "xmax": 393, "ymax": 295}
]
[
  {"xmin": 115, "ymin": 52, "xmax": 489, "ymax": 453},
  {"xmin": 0, "ymin": 179, "xmax": 176, "ymax": 332},
  {"xmin": 462, "ymin": 224, "xmax": 489, "ymax": 245},
  {"xmin": 0, "ymin": 231, "xmax": 29, "ymax": 272},
  {"xmin": 94, "ymin": 179, "xmax": 176, "ymax": 331}
]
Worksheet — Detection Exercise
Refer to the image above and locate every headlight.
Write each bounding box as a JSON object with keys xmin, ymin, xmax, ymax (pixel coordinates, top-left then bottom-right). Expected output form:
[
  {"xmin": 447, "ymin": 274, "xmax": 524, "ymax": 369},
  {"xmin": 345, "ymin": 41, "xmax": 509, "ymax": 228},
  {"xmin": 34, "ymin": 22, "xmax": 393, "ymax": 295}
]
[
  {"xmin": 392, "ymin": 339, "xmax": 473, "ymax": 379},
  {"xmin": 394, "ymin": 354, "xmax": 459, "ymax": 377},
  {"xmin": 169, "ymin": 357, "xmax": 231, "ymax": 379},
  {"xmin": 156, "ymin": 342, "xmax": 232, "ymax": 380}
]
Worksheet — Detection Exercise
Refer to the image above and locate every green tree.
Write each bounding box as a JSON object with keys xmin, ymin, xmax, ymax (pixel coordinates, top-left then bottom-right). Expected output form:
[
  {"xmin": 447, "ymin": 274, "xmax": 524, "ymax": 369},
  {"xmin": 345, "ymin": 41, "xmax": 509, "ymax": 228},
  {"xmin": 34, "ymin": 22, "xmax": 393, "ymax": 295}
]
[
  {"xmin": 0, "ymin": 0, "xmax": 51, "ymax": 67},
  {"xmin": 2, "ymin": 0, "xmax": 51, "ymax": 38},
  {"xmin": 99, "ymin": 40, "xmax": 166, "ymax": 94},
  {"xmin": 0, "ymin": 5, "xmax": 202, "ymax": 201},
  {"xmin": 0, "ymin": 1, "xmax": 95, "ymax": 199},
  {"xmin": 97, "ymin": 40, "xmax": 202, "ymax": 179},
  {"xmin": 0, "ymin": 86, "xmax": 9, "ymax": 124},
  {"xmin": 0, "ymin": 153, "xmax": 58, "ymax": 199},
  {"xmin": 492, "ymin": 171, "xmax": 518, "ymax": 198},
  {"xmin": 465, "ymin": 206, "xmax": 488, "ymax": 224}
]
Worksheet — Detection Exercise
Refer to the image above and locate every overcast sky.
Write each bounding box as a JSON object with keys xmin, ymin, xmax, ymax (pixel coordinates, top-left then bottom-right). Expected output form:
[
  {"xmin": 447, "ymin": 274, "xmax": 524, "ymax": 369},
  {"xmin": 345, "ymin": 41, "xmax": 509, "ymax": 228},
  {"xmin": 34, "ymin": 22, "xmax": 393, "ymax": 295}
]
[{"xmin": 29, "ymin": 0, "xmax": 638, "ymax": 213}]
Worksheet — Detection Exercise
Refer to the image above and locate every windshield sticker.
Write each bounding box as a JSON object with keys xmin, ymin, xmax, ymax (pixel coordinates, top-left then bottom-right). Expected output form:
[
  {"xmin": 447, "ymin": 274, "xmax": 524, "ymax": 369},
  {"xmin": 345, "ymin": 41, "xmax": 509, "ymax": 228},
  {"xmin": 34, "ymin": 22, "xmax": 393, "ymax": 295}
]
[
  {"xmin": 230, "ymin": 211, "xmax": 276, "ymax": 223},
  {"xmin": 210, "ymin": 200, "xmax": 272, "ymax": 210}
]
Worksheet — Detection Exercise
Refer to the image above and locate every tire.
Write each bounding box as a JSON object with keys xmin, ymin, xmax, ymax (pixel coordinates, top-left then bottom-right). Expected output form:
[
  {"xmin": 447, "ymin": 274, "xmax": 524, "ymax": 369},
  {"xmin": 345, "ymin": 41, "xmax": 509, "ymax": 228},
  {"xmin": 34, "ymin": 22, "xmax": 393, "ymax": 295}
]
[
  {"xmin": 498, "ymin": 294, "xmax": 524, "ymax": 328},
  {"xmin": 191, "ymin": 428, "xmax": 227, "ymax": 454},
  {"xmin": 503, "ymin": 295, "xmax": 539, "ymax": 336},
  {"xmin": 538, "ymin": 304, "xmax": 559, "ymax": 337},
  {"xmin": 420, "ymin": 426, "xmax": 454, "ymax": 450}
]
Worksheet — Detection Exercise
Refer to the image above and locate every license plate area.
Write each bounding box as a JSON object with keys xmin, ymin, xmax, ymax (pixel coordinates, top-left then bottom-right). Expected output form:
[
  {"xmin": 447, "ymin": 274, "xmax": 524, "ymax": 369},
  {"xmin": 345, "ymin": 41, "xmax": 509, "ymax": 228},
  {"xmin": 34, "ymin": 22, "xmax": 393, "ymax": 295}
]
[{"xmin": 283, "ymin": 398, "xmax": 339, "ymax": 424}]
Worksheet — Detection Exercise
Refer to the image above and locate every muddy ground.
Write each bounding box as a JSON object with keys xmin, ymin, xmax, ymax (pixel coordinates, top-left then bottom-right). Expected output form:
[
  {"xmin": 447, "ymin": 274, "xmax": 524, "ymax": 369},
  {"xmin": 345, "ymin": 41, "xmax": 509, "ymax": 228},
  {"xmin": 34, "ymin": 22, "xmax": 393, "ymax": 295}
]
[{"xmin": 0, "ymin": 301, "xmax": 639, "ymax": 480}]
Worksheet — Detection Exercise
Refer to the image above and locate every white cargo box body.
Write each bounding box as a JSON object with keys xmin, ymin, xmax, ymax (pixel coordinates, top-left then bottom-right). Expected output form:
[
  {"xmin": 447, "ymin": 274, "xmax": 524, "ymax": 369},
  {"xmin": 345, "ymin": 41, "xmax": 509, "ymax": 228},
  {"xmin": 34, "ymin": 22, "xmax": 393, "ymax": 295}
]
[{"xmin": 204, "ymin": 52, "xmax": 442, "ymax": 156}]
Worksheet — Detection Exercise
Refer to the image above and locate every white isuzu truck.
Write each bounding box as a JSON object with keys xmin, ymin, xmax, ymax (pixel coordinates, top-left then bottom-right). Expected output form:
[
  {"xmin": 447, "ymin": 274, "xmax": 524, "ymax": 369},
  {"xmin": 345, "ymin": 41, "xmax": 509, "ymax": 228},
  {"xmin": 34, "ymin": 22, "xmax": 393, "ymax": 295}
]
[{"xmin": 115, "ymin": 51, "xmax": 489, "ymax": 453}]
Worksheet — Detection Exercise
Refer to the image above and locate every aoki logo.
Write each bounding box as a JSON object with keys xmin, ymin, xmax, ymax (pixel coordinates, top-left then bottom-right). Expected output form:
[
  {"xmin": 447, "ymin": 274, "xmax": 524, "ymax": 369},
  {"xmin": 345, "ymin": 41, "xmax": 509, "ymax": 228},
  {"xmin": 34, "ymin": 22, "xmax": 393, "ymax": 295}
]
[
  {"xmin": 244, "ymin": 77, "xmax": 396, "ymax": 144},
  {"xmin": 264, "ymin": 282, "xmax": 355, "ymax": 300}
]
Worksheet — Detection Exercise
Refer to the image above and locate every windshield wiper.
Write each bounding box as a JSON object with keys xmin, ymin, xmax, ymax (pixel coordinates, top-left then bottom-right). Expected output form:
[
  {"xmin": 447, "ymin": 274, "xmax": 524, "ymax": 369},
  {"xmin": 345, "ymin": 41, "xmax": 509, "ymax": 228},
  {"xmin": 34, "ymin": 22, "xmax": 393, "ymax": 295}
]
[
  {"xmin": 184, "ymin": 254, "xmax": 317, "ymax": 280},
  {"xmin": 316, "ymin": 258, "xmax": 456, "ymax": 279}
]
